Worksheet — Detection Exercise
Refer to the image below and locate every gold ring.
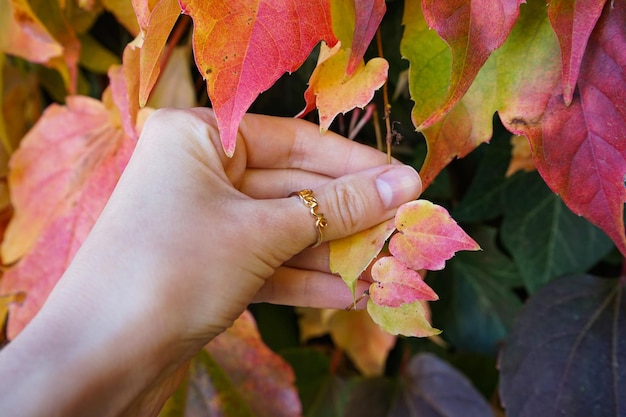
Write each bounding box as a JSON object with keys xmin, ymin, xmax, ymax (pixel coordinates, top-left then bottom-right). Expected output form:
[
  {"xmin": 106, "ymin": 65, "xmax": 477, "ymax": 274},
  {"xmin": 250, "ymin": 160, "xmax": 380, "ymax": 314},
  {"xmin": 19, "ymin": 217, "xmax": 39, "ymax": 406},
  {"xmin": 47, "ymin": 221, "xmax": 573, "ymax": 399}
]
[{"xmin": 289, "ymin": 189, "xmax": 328, "ymax": 248}]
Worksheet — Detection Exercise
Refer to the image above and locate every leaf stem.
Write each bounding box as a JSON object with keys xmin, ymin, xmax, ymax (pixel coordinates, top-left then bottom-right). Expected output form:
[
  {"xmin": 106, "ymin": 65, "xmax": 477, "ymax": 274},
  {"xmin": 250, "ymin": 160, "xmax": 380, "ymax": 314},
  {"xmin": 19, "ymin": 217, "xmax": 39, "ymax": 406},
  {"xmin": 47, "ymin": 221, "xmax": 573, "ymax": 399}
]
[{"xmin": 376, "ymin": 28, "xmax": 392, "ymax": 164}]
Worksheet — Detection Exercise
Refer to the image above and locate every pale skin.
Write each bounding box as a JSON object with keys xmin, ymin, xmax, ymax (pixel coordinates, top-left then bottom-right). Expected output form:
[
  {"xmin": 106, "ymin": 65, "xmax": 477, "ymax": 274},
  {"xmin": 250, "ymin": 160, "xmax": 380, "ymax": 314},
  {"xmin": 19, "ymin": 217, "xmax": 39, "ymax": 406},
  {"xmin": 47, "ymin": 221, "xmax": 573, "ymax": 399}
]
[{"xmin": 0, "ymin": 108, "xmax": 422, "ymax": 416}]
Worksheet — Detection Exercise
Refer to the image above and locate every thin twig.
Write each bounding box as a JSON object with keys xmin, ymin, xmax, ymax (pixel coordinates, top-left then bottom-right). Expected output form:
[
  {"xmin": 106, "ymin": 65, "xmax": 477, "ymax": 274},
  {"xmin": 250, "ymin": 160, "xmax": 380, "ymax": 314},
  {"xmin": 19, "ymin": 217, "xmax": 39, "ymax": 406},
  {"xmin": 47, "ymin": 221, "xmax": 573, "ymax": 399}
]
[{"xmin": 376, "ymin": 28, "xmax": 392, "ymax": 164}]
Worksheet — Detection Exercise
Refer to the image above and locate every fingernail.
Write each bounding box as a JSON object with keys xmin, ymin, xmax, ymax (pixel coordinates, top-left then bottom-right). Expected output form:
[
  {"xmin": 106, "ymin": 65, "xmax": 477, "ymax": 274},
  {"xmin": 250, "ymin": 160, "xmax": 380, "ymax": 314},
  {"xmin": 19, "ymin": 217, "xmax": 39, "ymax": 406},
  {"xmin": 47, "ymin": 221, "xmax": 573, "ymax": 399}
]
[{"xmin": 376, "ymin": 166, "xmax": 421, "ymax": 209}]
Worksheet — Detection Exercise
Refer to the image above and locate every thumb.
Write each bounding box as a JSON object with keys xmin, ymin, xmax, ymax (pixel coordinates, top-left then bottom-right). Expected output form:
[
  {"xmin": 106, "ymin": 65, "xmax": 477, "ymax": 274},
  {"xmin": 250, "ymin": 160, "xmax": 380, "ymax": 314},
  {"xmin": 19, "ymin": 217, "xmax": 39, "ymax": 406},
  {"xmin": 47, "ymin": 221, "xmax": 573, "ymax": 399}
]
[{"xmin": 264, "ymin": 164, "xmax": 422, "ymax": 251}]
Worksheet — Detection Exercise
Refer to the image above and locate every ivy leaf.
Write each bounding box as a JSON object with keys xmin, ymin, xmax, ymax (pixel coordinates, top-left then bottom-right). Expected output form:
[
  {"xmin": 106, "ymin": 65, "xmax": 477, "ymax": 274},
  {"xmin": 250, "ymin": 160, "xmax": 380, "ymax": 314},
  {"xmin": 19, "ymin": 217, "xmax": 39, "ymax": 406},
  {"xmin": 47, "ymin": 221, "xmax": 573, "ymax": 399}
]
[
  {"xmin": 547, "ymin": 0, "xmax": 607, "ymax": 105},
  {"xmin": 369, "ymin": 256, "xmax": 438, "ymax": 308},
  {"xmin": 161, "ymin": 312, "xmax": 300, "ymax": 416},
  {"xmin": 525, "ymin": 2, "xmax": 626, "ymax": 256},
  {"xmin": 134, "ymin": 0, "xmax": 181, "ymax": 107},
  {"xmin": 298, "ymin": 42, "xmax": 388, "ymax": 132},
  {"xmin": 0, "ymin": 50, "xmax": 147, "ymax": 338},
  {"xmin": 328, "ymin": 309, "xmax": 397, "ymax": 377},
  {"xmin": 298, "ymin": 0, "xmax": 387, "ymax": 132},
  {"xmin": 28, "ymin": 0, "xmax": 83, "ymax": 93},
  {"xmin": 389, "ymin": 200, "xmax": 480, "ymax": 271},
  {"xmin": 387, "ymin": 353, "xmax": 494, "ymax": 417},
  {"xmin": 330, "ymin": 219, "xmax": 395, "ymax": 295},
  {"xmin": 367, "ymin": 299, "xmax": 440, "ymax": 337},
  {"xmin": 102, "ymin": 0, "xmax": 141, "ymax": 35},
  {"xmin": 0, "ymin": 0, "xmax": 63, "ymax": 64},
  {"xmin": 429, "ymin": 226, "xmax": 523, "ymax": 356},
  {"xmin": 179, "ymin": 0, "xmax": 337, "ymax": 156},
  {"xmin": 501, "ymin": 172, "xmax": 614, "ymax": 293},
  {"xmin": 418, "ymin": 0, "xmax": 523, "ymax": 130},
  {"xmin": 346, "ymin": 0, "xmax": 386, "ymax": 75},
  {"xmin": 499, "ymin": 275, "xmax": 626, "ymax": 417}
]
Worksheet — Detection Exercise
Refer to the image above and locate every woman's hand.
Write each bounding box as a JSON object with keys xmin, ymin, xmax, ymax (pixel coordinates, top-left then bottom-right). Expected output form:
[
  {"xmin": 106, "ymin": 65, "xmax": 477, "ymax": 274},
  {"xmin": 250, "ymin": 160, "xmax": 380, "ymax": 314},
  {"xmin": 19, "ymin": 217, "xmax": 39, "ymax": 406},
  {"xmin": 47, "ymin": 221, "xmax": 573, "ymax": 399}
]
[{"xmin": 0, "ymin": 108, "xmax": 421, "ymax": 416}]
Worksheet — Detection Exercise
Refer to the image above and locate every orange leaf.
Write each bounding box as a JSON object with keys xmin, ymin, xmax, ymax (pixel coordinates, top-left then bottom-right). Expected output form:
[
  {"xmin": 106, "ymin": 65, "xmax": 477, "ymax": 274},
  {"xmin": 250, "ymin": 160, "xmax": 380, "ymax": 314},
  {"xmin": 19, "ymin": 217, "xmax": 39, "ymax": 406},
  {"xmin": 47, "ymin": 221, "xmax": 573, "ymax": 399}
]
[
  {"xmin": 389, "ymin": 200, "xmax": 480, "ymax": 271},
  {"xmin": 179, "ymin": 0, "xmax": 337, "ymax": 156},
  {"xmin": 136, "ymin": 0, "xmax": 181, "ymax": 107},
  {"xmin": 0, "ymin": 0, "xmax": 63, "ymax": 64}
]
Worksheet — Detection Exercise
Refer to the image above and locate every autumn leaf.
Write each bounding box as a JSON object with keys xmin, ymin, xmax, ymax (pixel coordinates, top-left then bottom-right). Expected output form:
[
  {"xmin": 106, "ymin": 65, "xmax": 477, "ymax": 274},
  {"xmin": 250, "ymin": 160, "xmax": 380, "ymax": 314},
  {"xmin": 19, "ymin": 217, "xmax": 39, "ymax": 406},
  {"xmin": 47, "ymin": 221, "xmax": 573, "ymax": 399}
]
[
  {"xmin": 135, "ymin": 0, "xmax": 181, "ymax": 107},
  {"xmin": 330, "ymin": 219, "xmax": 395, "ymax": 295},
  {"xmin": 297, "ymin": 307, "xmax": 397, "ymax": 377},
  {"xmin": 165, "ymin": 311, "xmax": 302, "ymax": 417},
  {"xmin": 0, "ymin": 44, "xmax": 148, "ymax": 337},
  {"xmin": 298, "ymin": 0, "xmax": 387, "ymax": 132},
  {"xmin": 0, "ymin": 96, "xmax": 137, "ymax": 338},
  {"xmin": 346, "ymin": 0, "xmax": 386, "ymax": 76},
  {"xmin": 27, "ymin": 0, "xmax": 83, "ymax": 94},
  {"xmin": 367, "ymin": 299, "xmax": 440, "ymax": 338},
  {"xmin": 418, "ymin": 0, "xmax": 523, "ymax": 130},
  {"xmin": 0, "ymin": 0, "xmax": 63, "ymax": 64},
  {"xmin": 526, "ymin": 2, "xmax": 626, "ymax": 256},
  {"xmin": 401, "ymin": 0, "xmax": 497, "ymax": 188},
  {"xmin": 327, "ymin": 309, "xmax": 396, "ymax": 377},
  {"xmin": 103, "ymin": 0, "xmax": 141, "ymax": 35},
  {"xmin": 179, "ymin": 0, "xmax": 337, "ymax": 157},
  {"xmin": 547, "ymin": 0, "xmax": 606, "ymax": 105},
  {"xmin": 505, "ymin": 135, "xmax": 535, "ymax": 177},
  {"xmin": 298, "ymin": 42, "xmax": 388, "ymax": 132},
  {"xmin": 369, "ymin": 256, "xmax": 438, "ymax": 308},
  {"xmin": 389, "ymin": 200, "xmax": 480, "ymax": 271}
]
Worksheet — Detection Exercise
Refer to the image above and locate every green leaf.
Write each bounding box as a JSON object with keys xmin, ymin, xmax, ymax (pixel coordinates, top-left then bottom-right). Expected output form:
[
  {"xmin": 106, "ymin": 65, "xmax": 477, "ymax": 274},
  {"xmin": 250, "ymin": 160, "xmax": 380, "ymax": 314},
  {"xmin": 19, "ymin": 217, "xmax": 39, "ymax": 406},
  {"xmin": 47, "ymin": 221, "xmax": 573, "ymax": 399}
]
[
  {"xmin": 453, "ymin": 135, "xmax": 515, "ymax": 222},
  {"xmin": 501, "ymin": 172, "xmax": 614, "ymax": 293},
  {"xmin": 499, "ymin": 275, "xmax": 626, "ymax": 417},
  {"xmin": 281, "ymin": 348, "xmax": 346, "ymax": 417},
  {"xmin": 429, "ymin": 226, "xmax": 523, "ymax": 355},
  {"xmin": 78, "ymin": 34, "xmax": 121, "ymax": 74}
]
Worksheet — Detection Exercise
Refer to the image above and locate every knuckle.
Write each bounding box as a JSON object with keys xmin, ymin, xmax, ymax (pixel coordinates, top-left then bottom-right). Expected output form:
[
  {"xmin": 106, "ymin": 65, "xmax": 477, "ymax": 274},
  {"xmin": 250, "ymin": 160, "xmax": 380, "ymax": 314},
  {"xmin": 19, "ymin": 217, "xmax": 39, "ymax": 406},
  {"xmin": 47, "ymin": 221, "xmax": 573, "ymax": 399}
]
[{"xmin": 330, "ymin": 183, "xmax": 368, "ymax": 233}]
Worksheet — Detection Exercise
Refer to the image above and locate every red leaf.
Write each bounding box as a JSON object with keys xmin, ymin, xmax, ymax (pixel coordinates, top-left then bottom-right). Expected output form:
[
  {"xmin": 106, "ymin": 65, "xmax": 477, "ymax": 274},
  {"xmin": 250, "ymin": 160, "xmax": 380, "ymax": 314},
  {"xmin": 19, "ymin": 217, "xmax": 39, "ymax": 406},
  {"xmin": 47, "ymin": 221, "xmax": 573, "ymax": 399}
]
[
  {"xmin": 199, "ymin": 311, "xmax": 302, "ymax": 417},
  {"xmin": 346, "ymin": 0, "xmax": 386, "ymax": 75},
  {"xmin": 369, "ymin": 256, "xmax": 438, "ymax": 307},
  {"xmin": 419, "ymin": 0, "xmax": 523, "ymax": 129},
  {"xmin": 527, "ymin": 3, "xmax": 626, "ymax": 256},
  {"xmin": 548, "ymin": 0, "xmax": 607, "ymax": 105},
  {"xmin": 389, "ymin": 200, "xmax": 480, "ymax": 271},
  {"xmin": 179, "ymin": 0, "xmax": 337, "ymax": 156}
]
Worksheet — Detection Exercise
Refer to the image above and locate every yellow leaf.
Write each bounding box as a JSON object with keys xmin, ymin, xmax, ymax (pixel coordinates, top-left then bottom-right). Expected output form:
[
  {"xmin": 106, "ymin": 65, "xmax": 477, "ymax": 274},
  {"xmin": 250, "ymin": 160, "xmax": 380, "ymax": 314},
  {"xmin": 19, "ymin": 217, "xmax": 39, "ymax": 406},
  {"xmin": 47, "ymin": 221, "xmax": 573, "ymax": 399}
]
[
  {"xmin": 330, "ymin": 219, "xmax": 395, "ymax": 295},
  {"xmin": 299, "ymin": 42, "xmax": 388, "ymax": 132},
  {"xmin": 506, "ymin": 134, "xmax": 535, "ymax": 177},
  {"xmin": 328, "ymin": 309, "xmax": 396, "ymax": 376},
  {"xmin": 367, "ymin": 299, "xmax": 441, "ymax": 337}
]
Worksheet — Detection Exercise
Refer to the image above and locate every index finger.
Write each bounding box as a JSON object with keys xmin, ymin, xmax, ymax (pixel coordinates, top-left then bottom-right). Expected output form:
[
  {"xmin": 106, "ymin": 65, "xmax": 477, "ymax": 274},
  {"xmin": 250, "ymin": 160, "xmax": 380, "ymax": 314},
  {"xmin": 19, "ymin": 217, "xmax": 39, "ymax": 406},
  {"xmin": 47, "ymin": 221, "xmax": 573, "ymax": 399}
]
[{"xmin": 238, "ymin": 113, "xmax": 395, "ymax": 177}]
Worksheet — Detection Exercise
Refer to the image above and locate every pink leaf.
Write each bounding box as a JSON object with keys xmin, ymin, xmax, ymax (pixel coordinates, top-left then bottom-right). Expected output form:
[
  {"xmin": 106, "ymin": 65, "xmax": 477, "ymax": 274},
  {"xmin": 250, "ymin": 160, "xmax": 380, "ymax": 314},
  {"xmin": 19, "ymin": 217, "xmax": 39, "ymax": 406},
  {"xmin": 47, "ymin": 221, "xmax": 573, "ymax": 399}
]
[
  {"xmin": 369, "ymin": 256, "xmax": 438, "ymax": 307},
  {"xmin": 346, "ymin": 0, "xmax": 386, "ymax": 75},
  {"xmin": 389, "ymin": 200, "xmax": 480, "ymax": 271},
  {"xmin": 526, "ymin": 3, "xmax": 626, "ymax": 256},
  {"xmin": 548, "ymin": 0, "xmax": 607, "ymax": 105}
]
